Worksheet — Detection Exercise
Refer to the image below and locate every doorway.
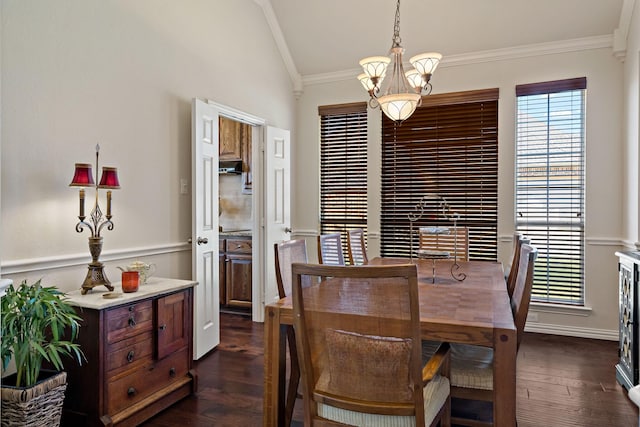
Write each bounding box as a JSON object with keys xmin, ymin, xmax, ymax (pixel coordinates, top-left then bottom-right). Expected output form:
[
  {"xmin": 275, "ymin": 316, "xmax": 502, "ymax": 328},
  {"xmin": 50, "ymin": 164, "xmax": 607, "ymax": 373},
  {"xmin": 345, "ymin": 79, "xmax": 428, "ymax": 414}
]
[{"xmin": 192, "ymin": 98, "xmax": 291, "ymax": 359}]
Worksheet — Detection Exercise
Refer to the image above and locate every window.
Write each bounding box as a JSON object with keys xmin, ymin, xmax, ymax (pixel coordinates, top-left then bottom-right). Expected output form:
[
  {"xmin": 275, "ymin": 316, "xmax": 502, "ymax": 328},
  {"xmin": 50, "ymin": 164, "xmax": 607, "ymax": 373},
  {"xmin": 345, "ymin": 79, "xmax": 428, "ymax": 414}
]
[
  {"xmin": 516, "ymin": 77, "xmax": 586, "ymax": 305},
  {"xmin": 380, "ymin": 89, "xmax": 499, "ymax": 260},
  {"xmin": 319, "ymin": 103, "xmax": 368, "ymax": 258}
]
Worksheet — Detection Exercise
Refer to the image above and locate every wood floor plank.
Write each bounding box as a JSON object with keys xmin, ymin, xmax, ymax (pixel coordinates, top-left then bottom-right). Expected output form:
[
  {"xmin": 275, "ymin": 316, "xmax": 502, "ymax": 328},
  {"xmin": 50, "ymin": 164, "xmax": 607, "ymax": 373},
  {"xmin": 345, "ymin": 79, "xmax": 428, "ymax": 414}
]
[{"xmin": 140, "ymin": 313, "xmax": 639, "ymax": 427}]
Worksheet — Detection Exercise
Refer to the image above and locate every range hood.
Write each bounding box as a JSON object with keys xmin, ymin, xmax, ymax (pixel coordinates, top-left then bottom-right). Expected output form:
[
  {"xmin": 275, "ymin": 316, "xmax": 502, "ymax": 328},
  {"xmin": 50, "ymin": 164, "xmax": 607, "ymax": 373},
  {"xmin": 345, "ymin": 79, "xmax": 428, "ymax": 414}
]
[{"xmin": 219, "ymin": 160, "xmax": 242, "ymax": 174}]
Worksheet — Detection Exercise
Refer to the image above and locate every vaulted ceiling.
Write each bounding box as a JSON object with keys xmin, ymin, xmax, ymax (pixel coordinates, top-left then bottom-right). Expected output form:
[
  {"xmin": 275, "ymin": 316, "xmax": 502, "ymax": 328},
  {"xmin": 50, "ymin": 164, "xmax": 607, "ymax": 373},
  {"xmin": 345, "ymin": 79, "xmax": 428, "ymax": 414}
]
[{"xmin": 263, "ymin": 0, "xmax": 628, "ymax": 84}]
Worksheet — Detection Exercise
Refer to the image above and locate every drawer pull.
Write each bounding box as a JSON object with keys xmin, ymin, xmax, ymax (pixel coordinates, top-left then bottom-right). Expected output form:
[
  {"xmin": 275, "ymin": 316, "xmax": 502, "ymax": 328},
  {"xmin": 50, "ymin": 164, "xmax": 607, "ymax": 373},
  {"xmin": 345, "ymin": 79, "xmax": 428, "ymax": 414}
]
[
  {"xmin": 127, "ymin": 387, "xmax": 136, "ymax": 397},
  {"xmin": 127, "ymin": 350, "xmax": 135, "ymax": 363},
  {"xmin": 169, "ymin": 367, "xmax": 176, "ymax": 377},
  {"xmin": 128, "ymin": 316, "xmax": 136, "ymax": 327},
  {"xmin": 159, "ymin": 324, "xmax": 167, "ymax": 331}
]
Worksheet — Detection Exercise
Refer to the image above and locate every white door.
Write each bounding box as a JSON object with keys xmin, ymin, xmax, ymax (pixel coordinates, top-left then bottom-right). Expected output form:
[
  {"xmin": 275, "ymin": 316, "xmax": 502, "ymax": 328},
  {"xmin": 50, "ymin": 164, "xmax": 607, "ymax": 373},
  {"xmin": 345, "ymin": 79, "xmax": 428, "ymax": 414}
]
[
  {"xmin": 262, "ymin": 126, "xmax": 291, "ymax": 310},
  {"xmin": 191, "ymin": 98, "xmax": 219, "ymax": 359}
]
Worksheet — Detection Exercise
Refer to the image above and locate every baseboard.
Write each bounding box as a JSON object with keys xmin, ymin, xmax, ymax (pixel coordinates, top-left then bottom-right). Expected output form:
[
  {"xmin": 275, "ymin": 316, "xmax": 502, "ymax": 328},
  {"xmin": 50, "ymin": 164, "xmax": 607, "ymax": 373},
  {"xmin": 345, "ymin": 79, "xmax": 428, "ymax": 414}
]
[{"xmin": 524, "ymin": 322, "xmax": 618, "ymax": 341}]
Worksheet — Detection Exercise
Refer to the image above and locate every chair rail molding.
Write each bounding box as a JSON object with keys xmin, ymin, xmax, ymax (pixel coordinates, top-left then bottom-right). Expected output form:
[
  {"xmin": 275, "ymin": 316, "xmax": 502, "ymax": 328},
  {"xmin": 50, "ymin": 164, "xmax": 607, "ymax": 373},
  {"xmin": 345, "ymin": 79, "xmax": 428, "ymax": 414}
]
[{"xmin": 1, "ymin": 241, "xmax": 191, "ymax": 275}]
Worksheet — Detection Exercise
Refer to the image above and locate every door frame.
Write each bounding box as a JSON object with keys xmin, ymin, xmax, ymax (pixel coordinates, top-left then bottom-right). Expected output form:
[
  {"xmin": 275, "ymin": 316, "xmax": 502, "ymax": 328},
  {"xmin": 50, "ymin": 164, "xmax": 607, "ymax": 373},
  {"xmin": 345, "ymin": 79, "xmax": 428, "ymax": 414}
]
[{"xmin": 207, "ymin": 101, "xmax": 266, "ymax": 322}]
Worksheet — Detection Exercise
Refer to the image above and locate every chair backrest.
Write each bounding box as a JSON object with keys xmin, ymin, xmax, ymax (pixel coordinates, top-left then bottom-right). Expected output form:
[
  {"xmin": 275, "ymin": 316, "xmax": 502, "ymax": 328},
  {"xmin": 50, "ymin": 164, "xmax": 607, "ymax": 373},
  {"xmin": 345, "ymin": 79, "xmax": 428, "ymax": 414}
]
[
  {"xmin": 511, "ymin": 243, "xmax": 538, "ymax": 349},
  {"xmin": 291, "ymin": 263, "xmax": 427, "ymax": 425},
  {"xmin": 419, "ymin": 226, "xmax": 469, "ymax": 261},
  {"xmin": 346, "ymin": 228, "xmax": 368, "ymax": 265},
  {"xmin": 506, "ymin": 232, "xmax": 530, "ymax": 298},
  {"xmin": 274, "ymin": 239, "xmax": 308, "ymax": 299},
  {"xmin": 317, "ymin": 233, "xmax": 345, "ymax": 265}
]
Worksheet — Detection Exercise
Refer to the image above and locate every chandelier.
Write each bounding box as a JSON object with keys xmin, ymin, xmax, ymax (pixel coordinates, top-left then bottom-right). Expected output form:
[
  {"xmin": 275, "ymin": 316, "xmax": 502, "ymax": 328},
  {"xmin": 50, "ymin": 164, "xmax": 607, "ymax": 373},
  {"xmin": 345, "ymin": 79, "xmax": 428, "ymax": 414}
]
[{"xmin": 358, "ymin": 0, "xmax": 442, "ymax": 122}]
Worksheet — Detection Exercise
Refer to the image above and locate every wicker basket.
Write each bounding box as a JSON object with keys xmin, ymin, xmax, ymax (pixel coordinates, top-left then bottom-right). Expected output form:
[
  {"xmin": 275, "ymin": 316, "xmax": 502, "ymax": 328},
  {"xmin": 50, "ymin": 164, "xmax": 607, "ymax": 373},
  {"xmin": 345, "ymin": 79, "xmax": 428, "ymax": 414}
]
[{"xmin": 1, "ymin": 371, "xmax": 67, "ymax": 427}]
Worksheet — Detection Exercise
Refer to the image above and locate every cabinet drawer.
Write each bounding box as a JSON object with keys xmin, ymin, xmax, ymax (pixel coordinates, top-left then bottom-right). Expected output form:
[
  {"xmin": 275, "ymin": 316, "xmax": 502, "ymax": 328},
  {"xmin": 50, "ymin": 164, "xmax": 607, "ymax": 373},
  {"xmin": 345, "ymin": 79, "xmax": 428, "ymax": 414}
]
[
  {"xmin": 226, "ymin": 239, "xmax": 252, "ymax": 254},
  {"xmin": 106, "ymin": 331, "xmax": 153, "ymax": 374},
  {"xmin": 107, "ymin": 347, "xmax": 190, "ymax": 415},
  {"xmin": 106, "ymin": 300, "xmax": 153, "ymax": 344}
]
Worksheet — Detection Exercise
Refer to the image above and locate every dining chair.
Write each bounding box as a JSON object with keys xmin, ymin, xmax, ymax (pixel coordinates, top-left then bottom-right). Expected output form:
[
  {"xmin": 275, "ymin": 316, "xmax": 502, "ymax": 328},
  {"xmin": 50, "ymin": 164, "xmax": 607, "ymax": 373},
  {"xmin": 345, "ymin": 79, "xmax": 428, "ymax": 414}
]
[
  {"xmin": 423, "ymin": 243, "xmax": 537, "ymax": 426},
  {"xmin": 418, "ymin": 226, "xmax": 469, "ymax": 262},
  {"xmin": 317, "ymin": 232, "xmax": 345, "ymax": 265},
  {"xmin": 506, "ymin": 232, "xmax": 530, "ymax": 299},
  {"xmin": 274, "ymin": 239, "xmax": 308, "ymax": 427},
  {"xmin": 291, "ymin": 263, "xmax": 452, "ymax": 427},
  {"xmin": 346, "ymin": 228, "xmax": 369, "ymax": 265}
]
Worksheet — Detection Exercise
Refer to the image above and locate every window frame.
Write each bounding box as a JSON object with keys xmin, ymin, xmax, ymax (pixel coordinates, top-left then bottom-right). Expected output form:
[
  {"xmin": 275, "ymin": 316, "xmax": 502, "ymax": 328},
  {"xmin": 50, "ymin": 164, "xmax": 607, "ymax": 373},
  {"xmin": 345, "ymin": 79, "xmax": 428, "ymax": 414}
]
[
  {"xmin": 318, "ymin": 102, "xmax": 368, "ymax": 261},
  {"xmin": 380, "ymin": 89, "xmax": 500, "ymax": 261},
  {"xmin": 515, "ymin": 77, "xmax": 586, "ymax": 306}
]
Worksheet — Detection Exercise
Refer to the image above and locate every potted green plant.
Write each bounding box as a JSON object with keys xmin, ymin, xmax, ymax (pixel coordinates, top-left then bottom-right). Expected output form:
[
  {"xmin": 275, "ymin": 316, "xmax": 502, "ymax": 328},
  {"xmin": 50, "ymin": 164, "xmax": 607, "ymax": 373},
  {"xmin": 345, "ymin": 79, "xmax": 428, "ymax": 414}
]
[{"xmin": 1, "ymin": 279, "xmax": 85, "ymax": 427}]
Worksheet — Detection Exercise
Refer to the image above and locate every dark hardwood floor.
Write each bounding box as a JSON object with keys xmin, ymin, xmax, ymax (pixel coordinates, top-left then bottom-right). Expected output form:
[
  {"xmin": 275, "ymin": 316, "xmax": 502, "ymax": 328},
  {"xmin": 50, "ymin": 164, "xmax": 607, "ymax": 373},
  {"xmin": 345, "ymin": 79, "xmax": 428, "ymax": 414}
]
[{"xmin": 141, "ymin": 313, "xmax": 638, "ymax": 427}]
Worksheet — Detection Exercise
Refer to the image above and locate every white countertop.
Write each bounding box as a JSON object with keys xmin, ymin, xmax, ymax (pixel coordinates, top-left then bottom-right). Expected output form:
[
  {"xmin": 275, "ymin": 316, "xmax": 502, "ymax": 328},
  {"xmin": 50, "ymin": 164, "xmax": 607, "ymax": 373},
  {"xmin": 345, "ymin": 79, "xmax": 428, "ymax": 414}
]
[{"xmin": 64, "ymin": 277, "xmax": 197, "ymax": 310}]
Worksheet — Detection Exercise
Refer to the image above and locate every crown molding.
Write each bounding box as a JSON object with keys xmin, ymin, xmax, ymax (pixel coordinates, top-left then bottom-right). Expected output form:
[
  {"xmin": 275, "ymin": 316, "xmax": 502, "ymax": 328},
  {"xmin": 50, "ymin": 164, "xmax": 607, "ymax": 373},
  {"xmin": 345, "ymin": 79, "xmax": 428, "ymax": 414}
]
[
  {"xmin": 303, "ymin": 35, "xmax": 614, "ymax": 86},
  {"xmin": 613, "ymin": 0, "xmax": 637, "ymax": 62},
  {"xmin": 254, "ymin": 0, "xmax": 303, "ymax": 98}
]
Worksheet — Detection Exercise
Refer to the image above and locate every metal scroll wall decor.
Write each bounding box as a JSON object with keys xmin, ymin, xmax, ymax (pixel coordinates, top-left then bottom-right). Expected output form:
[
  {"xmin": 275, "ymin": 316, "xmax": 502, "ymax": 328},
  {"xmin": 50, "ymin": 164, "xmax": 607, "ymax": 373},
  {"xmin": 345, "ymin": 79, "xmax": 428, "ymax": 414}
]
[{"xmin": 408, "ymin": 194, "xmax": 466, "ymax": 282}]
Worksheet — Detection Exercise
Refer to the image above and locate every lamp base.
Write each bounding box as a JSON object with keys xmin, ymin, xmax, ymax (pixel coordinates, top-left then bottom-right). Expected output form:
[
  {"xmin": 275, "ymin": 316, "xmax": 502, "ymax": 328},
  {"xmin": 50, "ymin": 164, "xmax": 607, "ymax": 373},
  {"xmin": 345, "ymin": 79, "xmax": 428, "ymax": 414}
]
[{"xmin": 80, "ymin": 262, "xmax": 113, "ymax": 295}]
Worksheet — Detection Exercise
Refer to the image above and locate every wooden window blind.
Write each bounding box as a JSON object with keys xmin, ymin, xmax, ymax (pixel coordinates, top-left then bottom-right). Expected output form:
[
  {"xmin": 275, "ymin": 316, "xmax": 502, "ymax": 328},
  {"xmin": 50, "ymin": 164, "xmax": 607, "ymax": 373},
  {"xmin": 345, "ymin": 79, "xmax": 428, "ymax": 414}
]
[
  {"xmin": 516, "ymin": 78, "xmax": 586, "ymax": 305},
  {"xmin": 319, "ymin": 103, "xmax": 368, "ymax": 257},
  {"xmin": 380, "ymin": 89, "xmax": 499, "ymax": 260}
]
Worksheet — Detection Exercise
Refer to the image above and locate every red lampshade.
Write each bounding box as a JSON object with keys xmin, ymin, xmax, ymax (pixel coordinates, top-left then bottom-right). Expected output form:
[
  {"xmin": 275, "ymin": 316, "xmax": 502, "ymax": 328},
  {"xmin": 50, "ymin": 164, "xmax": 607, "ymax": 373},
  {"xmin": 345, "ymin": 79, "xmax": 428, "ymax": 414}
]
[
  {"xmin": 98, "ymin": 167, "xmax": 120, "ymax": 189},
  {"xmin": 69, "ymin": 163, "xmax": 95, "ymax": 187}
]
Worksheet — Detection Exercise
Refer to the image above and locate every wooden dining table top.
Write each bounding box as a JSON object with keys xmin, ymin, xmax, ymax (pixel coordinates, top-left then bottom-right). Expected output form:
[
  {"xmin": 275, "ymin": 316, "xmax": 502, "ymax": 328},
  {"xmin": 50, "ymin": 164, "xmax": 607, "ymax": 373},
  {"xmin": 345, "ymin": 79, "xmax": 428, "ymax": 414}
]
[{"xmin": 263, "ymin": 257, "xmax": 517, "ymax": 426}]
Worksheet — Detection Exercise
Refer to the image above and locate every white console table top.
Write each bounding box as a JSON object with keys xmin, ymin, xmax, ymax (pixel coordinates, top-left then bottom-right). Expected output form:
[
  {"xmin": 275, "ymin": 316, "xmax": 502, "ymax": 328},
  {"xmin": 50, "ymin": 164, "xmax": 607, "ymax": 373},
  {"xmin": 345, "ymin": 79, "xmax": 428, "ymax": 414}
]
[{"xmin": 64, "ymin": 277, "xmax": 197, "ymax": 310}]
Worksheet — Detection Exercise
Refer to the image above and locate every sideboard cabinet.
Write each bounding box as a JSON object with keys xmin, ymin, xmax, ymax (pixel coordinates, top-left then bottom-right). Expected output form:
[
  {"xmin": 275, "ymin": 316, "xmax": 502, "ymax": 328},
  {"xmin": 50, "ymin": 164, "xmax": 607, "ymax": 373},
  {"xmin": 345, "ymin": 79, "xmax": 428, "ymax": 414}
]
[
  {"xmin": 62, "ymin": 278, "xmax": 197, "ymax": 426},
  {"xmin": 616, "ymin": 251, "xmax": 640, "ymax": 391}
]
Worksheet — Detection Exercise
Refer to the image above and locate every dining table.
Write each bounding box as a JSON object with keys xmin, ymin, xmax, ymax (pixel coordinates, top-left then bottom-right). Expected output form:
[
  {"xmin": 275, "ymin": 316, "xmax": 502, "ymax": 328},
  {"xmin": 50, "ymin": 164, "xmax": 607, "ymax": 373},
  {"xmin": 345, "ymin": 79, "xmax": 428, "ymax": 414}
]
[{"xmin": 262, "ymin": 257, "xmax": 517, "ymax": 426}]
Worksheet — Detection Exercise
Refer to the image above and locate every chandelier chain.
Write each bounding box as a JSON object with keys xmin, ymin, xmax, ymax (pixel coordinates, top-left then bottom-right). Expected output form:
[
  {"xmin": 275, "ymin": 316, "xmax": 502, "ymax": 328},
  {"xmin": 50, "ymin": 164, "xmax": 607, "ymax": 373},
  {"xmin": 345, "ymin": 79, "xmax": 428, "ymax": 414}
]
[{"xmin": 392, "ymin": 0, "xmax": 402, "ymax": 48}]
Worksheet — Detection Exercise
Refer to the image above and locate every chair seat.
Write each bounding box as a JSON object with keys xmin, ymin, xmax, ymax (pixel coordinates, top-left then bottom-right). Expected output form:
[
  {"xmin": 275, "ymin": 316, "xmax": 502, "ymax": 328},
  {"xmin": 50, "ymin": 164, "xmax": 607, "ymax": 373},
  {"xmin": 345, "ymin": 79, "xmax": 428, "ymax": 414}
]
[
  {"xmin": 423, "ymin": 341, "xmax": 494, "ymax": 391},
  {"xmin": 318, "ymin": 374, "xmax": 450, "ymax": 427}
]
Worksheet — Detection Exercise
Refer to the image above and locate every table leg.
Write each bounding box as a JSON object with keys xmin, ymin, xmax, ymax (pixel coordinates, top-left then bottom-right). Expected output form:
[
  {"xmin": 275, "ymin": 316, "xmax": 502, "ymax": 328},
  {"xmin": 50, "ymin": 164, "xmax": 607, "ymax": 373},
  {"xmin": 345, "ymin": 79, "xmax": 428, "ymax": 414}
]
[
  {"xmin": 432, "ymin": 258, "xmax": 436, "ymax": 284},
  {"xmin": 493, "ymin": 327, "xmax": 517, "ymax": 426},
  {"xmin": 263, "ymin": 306, "xmax": 286, "ymax": 427}
]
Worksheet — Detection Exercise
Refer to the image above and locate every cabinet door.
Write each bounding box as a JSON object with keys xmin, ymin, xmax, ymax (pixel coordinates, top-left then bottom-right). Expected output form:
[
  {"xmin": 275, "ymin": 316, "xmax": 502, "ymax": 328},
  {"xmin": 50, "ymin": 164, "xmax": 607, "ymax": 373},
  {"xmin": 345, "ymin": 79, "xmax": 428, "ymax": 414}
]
[
  {"xmin": 156, "ymin": 291, "xmax": 189, "ymax": 359},
  {"xmin": 219, "ymin": 116, "xmax": 242, "ymax": 160},
  {"xmin": 225, "ymin": 254, "xmax": 252, "ymax": 308}
]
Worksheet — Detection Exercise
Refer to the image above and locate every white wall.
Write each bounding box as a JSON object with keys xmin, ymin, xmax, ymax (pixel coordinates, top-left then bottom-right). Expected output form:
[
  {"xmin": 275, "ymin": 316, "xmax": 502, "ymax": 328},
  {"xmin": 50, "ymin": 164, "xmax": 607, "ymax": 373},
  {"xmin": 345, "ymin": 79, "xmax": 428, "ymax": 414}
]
[
  {"xmin": 623, "ymin": 3, "xmax": 640, "ymax": 249},
  {"xmin": 294, "ymin": 45, "xmax": 624, "ymax": 338},
  {"xmin": 0, "ymin": 0, "xmax": 295, "ymax": 292}
]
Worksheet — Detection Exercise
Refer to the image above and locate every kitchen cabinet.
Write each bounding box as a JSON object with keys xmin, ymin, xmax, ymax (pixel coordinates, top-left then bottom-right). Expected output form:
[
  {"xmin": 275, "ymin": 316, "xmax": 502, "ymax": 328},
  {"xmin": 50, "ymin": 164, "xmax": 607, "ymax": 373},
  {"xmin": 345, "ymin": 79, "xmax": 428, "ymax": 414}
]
[
  {"xmin": 219, "ymin": 116, "xmax": 252, "ymax": 194},
  {"xmin": 219, "ymin": 116, "xmax": 242, "ymax": 160},
  {"xmin": 219, "ymin": 235, "xmax": 252, "ymax": 308},
  {"xmin": 61, "ymin": 279, "xmax": 196, "ymax": 427}
]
